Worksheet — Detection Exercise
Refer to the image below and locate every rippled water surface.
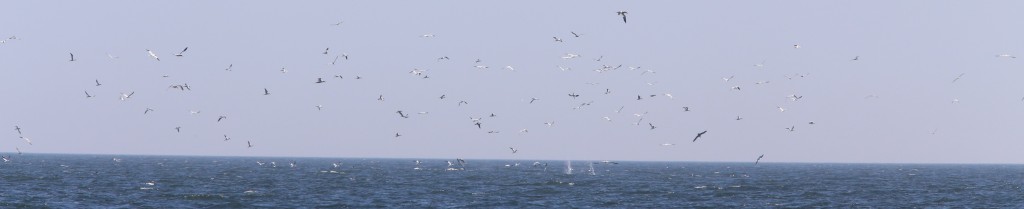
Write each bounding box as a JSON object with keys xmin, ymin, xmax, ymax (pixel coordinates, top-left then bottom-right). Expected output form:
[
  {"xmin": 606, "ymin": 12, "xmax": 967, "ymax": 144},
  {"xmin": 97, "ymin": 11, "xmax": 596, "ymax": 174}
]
[{"xmin": 1, "ymin": 154, "xmax": 1021, "ymax": 208}]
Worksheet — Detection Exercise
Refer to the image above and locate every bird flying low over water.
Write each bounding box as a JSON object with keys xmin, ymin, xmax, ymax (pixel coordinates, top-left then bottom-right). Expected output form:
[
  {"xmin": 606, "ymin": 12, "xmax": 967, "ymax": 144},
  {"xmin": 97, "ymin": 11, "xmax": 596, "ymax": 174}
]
[
  {"xmin": 755, "ymin": 154, "xmax": 765, "ymax": 165},
  {"xmin": 509, "ymin": 147, "xmax": 518, "ymax": 154},
  {"xmin": 20, "ymin": 136, "xmax": 32, "ymax": 145},
  {"xmin": 693, "ymin": 130, "xmax": 707, "ymax": 142}
]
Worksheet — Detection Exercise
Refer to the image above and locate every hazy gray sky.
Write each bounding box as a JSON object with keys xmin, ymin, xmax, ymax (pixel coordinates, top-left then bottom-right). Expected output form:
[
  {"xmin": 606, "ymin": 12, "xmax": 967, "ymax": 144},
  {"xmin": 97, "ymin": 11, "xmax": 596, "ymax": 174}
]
[{"xmin": 2, "ymin": 1, "xmax": 1023, "ymax": 164}]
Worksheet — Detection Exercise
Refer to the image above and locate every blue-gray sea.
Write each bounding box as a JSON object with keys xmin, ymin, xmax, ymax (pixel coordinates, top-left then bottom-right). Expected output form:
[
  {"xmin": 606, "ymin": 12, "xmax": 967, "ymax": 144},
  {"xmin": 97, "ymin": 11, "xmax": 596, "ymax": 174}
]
[{"xmin": 0, "ymin": 154, "xmax": 1021, "ymax": 208}]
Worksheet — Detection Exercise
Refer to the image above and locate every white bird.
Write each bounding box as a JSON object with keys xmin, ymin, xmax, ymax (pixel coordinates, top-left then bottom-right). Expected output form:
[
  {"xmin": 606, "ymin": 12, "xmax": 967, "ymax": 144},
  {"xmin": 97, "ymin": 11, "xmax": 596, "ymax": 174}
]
[
  {"xmin": 561, "ymin": 53, "xmax": 579, "ymax": 59},
  {"xmin": 787, "ymin": 94, "xmax": 803, "ymax": 101},
  {"xmin": 661, "ymin": 143, "xmax": 676, "ymax": 146},
  {"xmin": 553, "ymin": 37, "xmax": 563, "ymax": 42},
  {"xmin": 602, "ymin": 116, "xmax": 612, "ymax": 121},
  {"xmin": 146, "ymin": 49, "xmax": 160, "ymax": 61},
  {"xmin": 420, "ymin": 34, "xmax": 434, "ymax": 38},
  {"xmin": 996, "ymin": 54, "xmax": 1016, "ymax": 58},
  {"xmin": 120, "ymin": 92, "xmax": 135, "ymax": 101},
  {"xmin": 723, "ymin": 76, "xmax": 734, "ymax": 82},
  {"xmin": 505, "ymin": 66, "xmax": 515, "ymax": 71},
  {"xmin": 792, "ymin": 44, "xmax": 801, "ymax": 49},
  {"xmin": 544, "ymin": 122, "xmax": 554, "ymax": 127},
  {"xmin": 664, "ymin": 93, "xmax": 674, "ymax": 99},
  {"xmin": 174, "ymin": 47, "xmax": 188, "ymax": 57},
  {"xmin": 558, "ymin": 66, "xmax": 571, "ymax": 71},
  {"xmin": 777, "ymin": 106, "xmax": 786, "ymax": 112},
  {"xmin": 20, "ymin": 136, "xmax": 32, "ymax": 145}
]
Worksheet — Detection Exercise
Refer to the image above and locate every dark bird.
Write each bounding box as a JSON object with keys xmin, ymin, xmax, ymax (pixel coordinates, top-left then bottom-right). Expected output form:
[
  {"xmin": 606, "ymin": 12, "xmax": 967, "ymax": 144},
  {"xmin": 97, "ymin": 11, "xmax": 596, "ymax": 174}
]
[
  {"xmin": 69, "ymin": 53, "xmax": 76, "ymax": 62},
  {"xmin": 95, "ymin": 79, "xmax": 102, "ymax": 86},
  {"xmin": 396, "ymin": 110, "xmax": 409, "ymax": 118},
  {"xmin": 378, "ymin": 94, "xmax": 384, "ymax": 101},
  {"xmin": 569, "ymin": 93, "xmax": 580, "ymax": 98},
  {"xmin": 785, "ymin": 126, "xmax": 795, "ymax": 132},
  {"xmin": 474, "ymin": 122, "xmax": 482, "ymax": 129},
  {"xmin": 683, "ymin": 107, "xmax": 691, "ymax": 112},
  {"xmin": 85, "ymin": 91, "xmax": 94, "ymax": 98},
  {"xmin": 223, "ymin": 135, "xmax": 231, "ymax": 141},
  {"xmin": 395, "ymin": 132, "xmax": 402, "ymax": 138},
  {"xmin": 315, "ymin": 78, "xmax": 326, "ymax": 83},
  {"xmin": 144, "ymin": 108, "xmax": 154, "ymax": 114},
  {"xmin": 571, "ymin": 31, "xmax": 581, "ymax": 37},
  {"xmin": 616, "ymin": 11, "xmax": 628, "ymax": 23},
  {"xmin": 248, "ymin": 141, "xmax": 253, "ymax": 148},
  {"xmin": 458, "ymin": 100, "xmax": 469, "ymax": 106},
  {"xmin": 175, "ymin": 126, "xmax": 181, "ymax": 133},
  {"xmin": 510, "ymin": 147, "xmax": 518, "ymax": 154},
  {"xmin": 530, "ymin": 98, "xmax": 539, "ymax": 104},
  {"xmin": 553, "ymin": 37, "xmax": 563, "ymax": 42},
  {"xmin": 648, "ymin": 123, "xmax": 656, "ymax": 130},
  {"xmin": 637, "ymin": 95, "xmax": 643, "ymax": 100},
  {"xmin": 851, "ymin": 56, "xmax": 859, "ymax": 61},
  {"xmin": 217, "ymin": 116, "xmax": 227, "ymax": 122},
  {"xmin": 225, "ymin": 64, "xmax": 233, "ymax": 71},
  {"xmin": 755, "ymin": 154, "xmax": 765, "ymax": 165},
  {"xmin": 322, "ymin": 47, "xmax": 329, "ymax": 55},
  {"xmin": 263, "ymin": 88, "xmax": 270, "ymax": 95},
  {"xmin": 692, "ymin": 130, "xmax": 707, "ymax": 142},
  {"xmin": 174, "ymin": 47, "xmax": 188, "ymax": 57},
  {"xmin": 14, "ymin": 126, "xmax": 22, "ymax": 135}
]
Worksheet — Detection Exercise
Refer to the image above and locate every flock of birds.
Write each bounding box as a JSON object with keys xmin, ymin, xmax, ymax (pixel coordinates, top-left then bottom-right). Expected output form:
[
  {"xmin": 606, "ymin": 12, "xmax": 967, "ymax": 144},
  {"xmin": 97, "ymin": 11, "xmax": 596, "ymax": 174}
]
[{"xmin": 2, "ymin": 9, "xmax": 1010, "ymax": 168}]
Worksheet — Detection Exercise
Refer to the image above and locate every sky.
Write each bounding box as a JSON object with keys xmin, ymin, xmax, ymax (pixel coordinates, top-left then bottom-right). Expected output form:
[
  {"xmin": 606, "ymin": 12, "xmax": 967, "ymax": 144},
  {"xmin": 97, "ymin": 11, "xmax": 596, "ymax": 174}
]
[{"xmin": 1, "ymin": 1, "xmax": 1023, "ymax": 164}]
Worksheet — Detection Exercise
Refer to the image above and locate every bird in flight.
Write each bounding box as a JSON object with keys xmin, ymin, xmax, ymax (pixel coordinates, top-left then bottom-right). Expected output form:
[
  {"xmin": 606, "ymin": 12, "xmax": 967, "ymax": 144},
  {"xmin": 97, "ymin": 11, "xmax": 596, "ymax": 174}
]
[
  {"xmin": 692, "ymin": 130, "xmax": 707, "ymax": 142},
  {"xmin": 174, "ymin": 47, "xmax": 188, "ymax": 57},
  {"xmin": 95, "ymin": 79, "xmax": 102, "ymax": 86},
  {"xmin": 529, "ymin": 98, "xmax": 540, "ymax": 104},
  {"xmin": 648, "ymin": 123, "xmax": 656, "ymax": 130},
  {"xmin": 322, "ymin": 47, "xmax": 329, "ymax": 55},
  {"xmin": 396, "ymin": 110, "xmax": 409, "ymax": 118},
  {"xmin": 20, "ymin": 136, "xmax": 31, "ymax": 145},
  {"xmin": 394, "ymin": 132, "xmax": 402, "ymax": 138},
  {"xmin": 247, "ymin": 141, "xmax": 253, "ymax": 148},
  {"xmin": 14, "ymin": 126, "xmax": 22, "ymax": 135},
  {"xmin": 851, "ymin": 56, "xmax": 859, "ymax": 61},
  {"xmin": 569, "ymin": 93, "xmax": 580, "ymax": 99},
  {"xmin": 571, "ymin": 31, "xmax": 581, "ymax": 37},
  {"xmin": 120, "ymin": 92, "xmax": 135, "ymax": 101},
  {"xmin": 315, "ymin": 105, "xmax": 323, "ymax": 111},
  {"xmin": 553, "ymin": 37, "xmax": 563, "ymax": 42},
  {"xmin": 144, "ymin": 108, "xmax": 154, "ymax": 114},
  {"xmin": 616, "ymin": 11, "xmax": 628, "ymax": 23},
  {"xmin": 84, "ymin": 91, "xmax": 94, "ymax": 98},
  {"xmin": 217, "ymin": 116, "xmax": 227, "ymax": 122},
  {"xmin": 175, "ymin": 126, "xmax": 182, "ymax": 133},
  {"xmin": 509, "ymin": 147, "xmax": 518, "ymax": 154},
  {"xmin": 146, "ymin": 49, "xmax": 160, "ymax": 61},
  {"xmin": 69, "ymin": 53, "xmax": 76, "ymax": 62},
  {"xmin": 223, "ymin": 135, "xmax": 231, "ymax": 141},
  {"xmin": 755, "ymin": 154, "xmax": 765, "ymax": 165},
  {"xmin": 263, "ymin": 88, "xmax": 270, "ymax": 95},
  {"xmin": 951, "ymin": 73, "xmax": 965, "ymax": 83},
  {"xmin": 785, "ymin": 126, "xmax": 795, "ymax": 132},
  {"xmin": 315, "ymin": 78, "xmax": 326, "ymax": 84}
]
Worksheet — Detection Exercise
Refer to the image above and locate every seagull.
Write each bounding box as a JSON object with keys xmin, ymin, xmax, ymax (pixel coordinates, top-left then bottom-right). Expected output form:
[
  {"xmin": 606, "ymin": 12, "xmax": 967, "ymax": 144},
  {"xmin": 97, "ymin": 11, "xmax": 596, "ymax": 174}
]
[
  {"xmin": 530, "ymin": 98, "xmax": 540, "ymax": 104},
  {"xmin": 504, "ymin": 66, "xmax": 515, "ymax": 71},
  {"xmin": 544, "ymin": 122, "xmax": 554, "ymax": 127},
  {"xmin": 280, "ymin": 67, "xmax": 288, "ymax": 73},
  {"xmin": 322, "ymin": 47, "xmax": 329, "ymax": 55},
  {"xmin": 561, "ymin": 53, "xmax": 579, "ymax": 59},
  {"xmin": 793, "ymin": 44, "xmax": 801, "ymax": 49},
  {"xmin": 331, "ymin": 21, "xmax": 344, "ymax": 26},
  {"xmin": 571, "ymin": 31, "xmax": 581, "ymax": 37},
  {"xmin": 69, "ymin": 53, "xmax": 76, "ymax": 62},
  {"xmin": 648, "ymin": 123, "xmax": 656, "ymax": 130},
  {"xmin": 378, "ymin": 94, "xmax": 384, "ymax": 101},
  {"xmin": 2, "ymin": 156, "xmax": 9, "ymax": 162},
  {"xmin": 20, "ymin": 136, "xmax": 31, "ymax": 145},
  {"xmin": 787, "ymin": 95, "xmax": 804, "ymax": 101},
  {"xmin": 777, "ymin": 106, "xmax": 786, "ymax": 112},
  {"xmin": 808, "ymin": 121, "xmax": 816, "ymax": 125},
  {"xmin": 755, "ymin": 154, "xmax": 765, "ymax": 165},
  {"xmin": 553, "ymin": 37, "xmax": 563, "ymax": 42},
  {"xmin": 16, "ymin": 147, "xmax": 21, "ymax": 155},
  {"xmin": 754, "ymin": 60, "xmax": 767, "ymax": 68},
  {"xmin": 509, "ymin": 147, "xmax": 518, "ymax": 154},
  {"xmin": 731, "ymin": 86, "xmax": 742, "ymax": 91},
  {"xmin": 603, "ymin": 116, "xmax": 612, "ymax": 121},
  {"xmin": 692, "ymin": 130, "xmax": 707, "ymax": 142},
  {"xmin": 119, "ymin": 92, "xmax": 135, "ymax": 101},
  {"xmin": 175, "ymin": 126, "xmax": 181, "ymax": 133},
  {"xmin": 247, "ymin": 141, "xmax": 253, "ymax": 148},
  {"xmin": 851, "ymin": 56, "xmax": 859, "ymax": 61},
  {"xmin": 315, "ymin": 105, "xmax": 323, "ymax": 111},
  {"xmin": 996, "ymin": 54, "xmax": 1016, "ymax": 58},
  {"xmin": 395, "ymin": 132, "xmax": 402, "ymax": 138},
  {"xmin": 664, "ymin": 93, "xmax": 674, "ymax": 99},
  {"xmin": 952, "ymin": 73, "xmax": 965, "ymax": 83},
  {"xmin": 264, "ymin": 88, "xmax": 270, "ymax": 95},
  {"xmin": 94, "ymin": 79, "xmax": 102, "ymax": 86},
  {"xmin": 84, "ymin": 91, "xmax": 94, "ymax": 98},
  {"xmin": 14, "ymin": 126, "xmax": 21, "ymax": 135},
  {"xmin": 736, "ymin": 116, "xmax": 743, "ymax": 120},
  {"xmin": 785, "ymin": 126, "xmax": 795, "ymax": 132},
  {"xmin": 315, "ymin": 78, "xmax": 326, "ymax": 83},
  {"xmin": 616, "ymin": 11, "xmax": 628, "ymax": 23},
  {"xmin": 144, "ymin": 108, "xmax": 154, "ymax": 114},
  {"xmin": 225, "ymin": 64, "xmax": 233, "ymax": 71},
  {"xmin": 723, "ymin": 76, "xmax": 734, "ymax": 82},
  {"xmin": 660, "ymin": 143, "xmax": 676, "ymax": 146},
  {"xmin": 146, "ymin": 49, "xmax": 160, "ymax": 61},
  {"xmin": 636, "ymin": 95, "xmax": 643, "ymax": 100},
  {"xmin": 682, "ymin": 106, "xmax": 691, "ymax": 112},
  {"xmin": 420, "ymin": 34, "xmax": 434, "ymax": 38},
  {"xmin": 174, "ymin": 47, "xmax": 188, "ymax": 57},
  {"xmin": 440, "ymin": 94, "xmax": 446, "ymax": 100},
  {"xmin": 474, "ymin": 122, "xmax": 482, "ymax": 129},
  {"xmin": 605, "ymin": 89, "xmax": 612, "ymax": 94},
  {"xmin": 217, "ymin": 116, "xmax": 227, "ymax": 122},
  {"xmin": 396, "ymin": 110, "xmax": 409, "ymax": 118},
  {"xmin": 190, "ymin": 110, "xmax": 201, "ymax": 116},
  {"xmin": 223, "ymin": 135, "xmax": 231, "ymax": 141},
  {"xmin": 107, "ymin": 53, "xmax": 119, "ymax": 59},
  {"xmin": 558, "ymin": 66, "xmax": 571, "ymax": 71},
  {"xmin": 569, "ymin": 93, "xmax": 580, "ymax": 99},
  {"xmin": 458, "ymin": 100, "xmax": 469, "ymax": 106}
]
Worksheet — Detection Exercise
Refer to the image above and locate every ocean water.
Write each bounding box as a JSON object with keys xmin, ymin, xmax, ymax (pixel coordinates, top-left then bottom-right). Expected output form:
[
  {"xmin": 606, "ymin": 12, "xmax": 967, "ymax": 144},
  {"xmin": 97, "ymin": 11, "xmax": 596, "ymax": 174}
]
[{"xmin": 0, "ymin": 154, "xmax": 1021, "ymax": 208}]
